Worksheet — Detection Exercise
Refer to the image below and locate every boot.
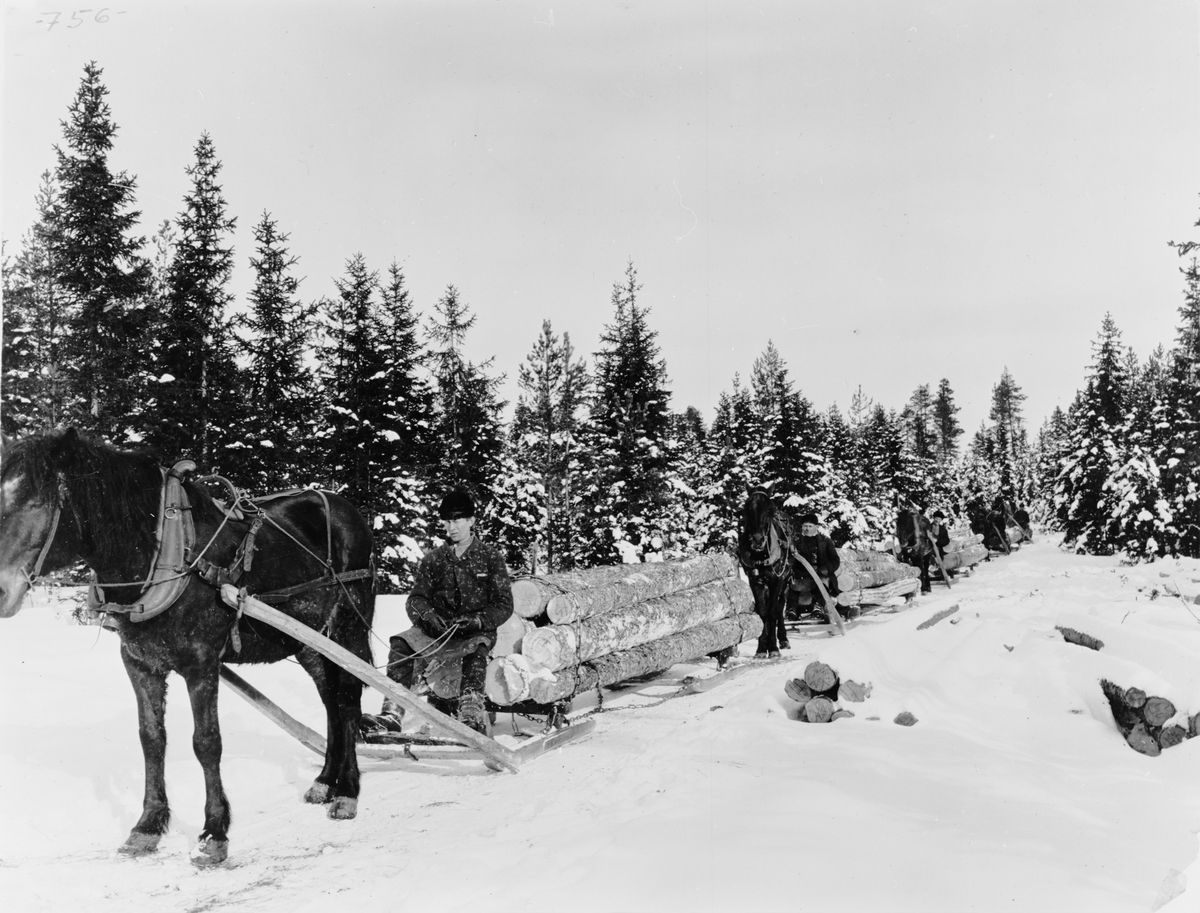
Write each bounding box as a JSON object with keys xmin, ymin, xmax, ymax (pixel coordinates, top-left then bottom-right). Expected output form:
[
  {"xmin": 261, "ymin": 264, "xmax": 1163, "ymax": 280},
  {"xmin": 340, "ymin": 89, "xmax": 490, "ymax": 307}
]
[
  {"xmin": 457, "ymin": 691, "xmax": 490, "ymax": 736},
  {"xmin": 359, "ymin": 698, "xmax": 404, "ymax": 738},
  {"xmin": 376, "ymin": 698, "xmax": 404, "ymax": 732}
]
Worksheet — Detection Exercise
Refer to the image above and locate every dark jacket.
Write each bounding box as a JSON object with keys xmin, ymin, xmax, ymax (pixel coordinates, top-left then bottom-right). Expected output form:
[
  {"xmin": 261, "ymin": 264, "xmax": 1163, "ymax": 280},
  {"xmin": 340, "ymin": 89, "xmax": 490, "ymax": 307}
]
[
  {"xmin": 406, "ymin": 537, "xmax": 514, "ymax": 636},
  {"xmin": 932, "ymin": 524, "xmax": 950, "ymax": 559},
  {"xmin": 793, "ymin": 533, "xmax": 841, "ymax": 596}
]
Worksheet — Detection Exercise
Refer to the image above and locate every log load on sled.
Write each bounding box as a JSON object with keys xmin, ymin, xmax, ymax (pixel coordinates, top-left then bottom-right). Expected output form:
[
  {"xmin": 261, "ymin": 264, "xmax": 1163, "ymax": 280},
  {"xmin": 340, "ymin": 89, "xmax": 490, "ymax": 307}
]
[{"xmin": 487, "ymin": 554, "xmax": 762, "ymax": 706}]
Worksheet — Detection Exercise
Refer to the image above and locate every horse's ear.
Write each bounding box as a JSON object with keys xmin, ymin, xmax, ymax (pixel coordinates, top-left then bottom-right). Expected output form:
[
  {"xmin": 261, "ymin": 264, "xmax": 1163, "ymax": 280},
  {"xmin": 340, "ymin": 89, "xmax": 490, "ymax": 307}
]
[{"xmin": 48, "ymin": 427, "xmax": 80, "ymax": 467}]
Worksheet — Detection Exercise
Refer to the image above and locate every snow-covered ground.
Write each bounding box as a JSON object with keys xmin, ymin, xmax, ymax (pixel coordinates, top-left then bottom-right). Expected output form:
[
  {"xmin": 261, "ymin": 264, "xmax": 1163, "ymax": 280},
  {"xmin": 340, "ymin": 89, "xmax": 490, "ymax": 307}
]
[{"xmin": 2, "ymin": 537, "xmax": 1199, "ymax": 913}]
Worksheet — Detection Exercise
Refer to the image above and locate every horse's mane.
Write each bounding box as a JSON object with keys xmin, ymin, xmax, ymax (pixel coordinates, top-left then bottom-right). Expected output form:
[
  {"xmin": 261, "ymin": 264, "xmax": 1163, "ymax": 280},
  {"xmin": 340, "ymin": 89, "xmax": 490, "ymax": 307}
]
[{"xmin": 2, "ymin": 429, "xmax": 162, "ymax": 567}]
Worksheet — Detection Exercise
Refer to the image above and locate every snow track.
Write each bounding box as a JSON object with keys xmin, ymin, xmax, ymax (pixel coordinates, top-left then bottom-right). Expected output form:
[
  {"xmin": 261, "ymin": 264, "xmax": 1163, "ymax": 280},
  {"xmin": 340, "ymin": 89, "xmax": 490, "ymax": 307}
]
[{"xmin": 2, "ymin": 539, "xmax": 1199, "ymax": 912}]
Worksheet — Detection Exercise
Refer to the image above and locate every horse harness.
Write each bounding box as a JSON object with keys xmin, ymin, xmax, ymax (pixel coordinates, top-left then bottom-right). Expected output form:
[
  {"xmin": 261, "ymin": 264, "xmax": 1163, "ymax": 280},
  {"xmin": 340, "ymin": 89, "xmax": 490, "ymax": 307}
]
[{"xmin": 24, "ymin": 460, "xmax": 376, "ymax": 632}]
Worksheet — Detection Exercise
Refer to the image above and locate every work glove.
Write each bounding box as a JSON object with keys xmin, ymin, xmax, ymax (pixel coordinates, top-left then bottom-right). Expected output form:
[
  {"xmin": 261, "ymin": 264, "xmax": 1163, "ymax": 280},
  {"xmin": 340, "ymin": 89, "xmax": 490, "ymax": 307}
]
[
  {"xmin": 454, "ymin": 614, "xmax": 486, "ymax": 635},
  {"xmin": 416, "ymin": 611, "xmax": 449, "ymax": 638}
]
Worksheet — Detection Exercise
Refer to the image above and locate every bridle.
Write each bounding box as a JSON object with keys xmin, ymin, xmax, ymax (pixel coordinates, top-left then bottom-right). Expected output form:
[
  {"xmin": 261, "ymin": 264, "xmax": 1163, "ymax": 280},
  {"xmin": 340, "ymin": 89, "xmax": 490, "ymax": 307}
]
[
  {"xmin": 19, "ymin": 480, "xmax": 64, "ymax": 589},
  {"xmin": 739, "ymin": 496, "xmax": 790, "ymax": 580}
]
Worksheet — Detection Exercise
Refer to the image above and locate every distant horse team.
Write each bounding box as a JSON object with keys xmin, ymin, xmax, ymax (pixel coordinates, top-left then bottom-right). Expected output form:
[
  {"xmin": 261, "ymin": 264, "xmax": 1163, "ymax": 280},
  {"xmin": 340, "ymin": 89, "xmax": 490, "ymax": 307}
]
[{"xmin": 738, "ymin": 485, "xmax": 1032, "ymax": 657}]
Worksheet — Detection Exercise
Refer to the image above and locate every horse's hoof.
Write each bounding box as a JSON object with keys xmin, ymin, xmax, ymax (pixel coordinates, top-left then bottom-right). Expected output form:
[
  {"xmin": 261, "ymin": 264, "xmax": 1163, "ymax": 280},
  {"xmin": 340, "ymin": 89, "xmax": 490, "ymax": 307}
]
[
  {"xmin": 753, "ymin": 651, "xmax": 768, "ymax": 659},
  {"xmin": 768, "ymin": 650, "xmax": 781, "ymax": 659},
  {"xmin": 327, "ymin": 797, "xmax": 358, "ymax": 820},
  {"xmin": 778, "ymin": 641, "xmax": 791, "ymax": 650},
  {"xmin": 118, "ymin": 832, "xmax": 161, "ymax": 856},
  {"xmin": 304, "ymin": 782, "xmax": 333, "ymax": 804},
  {"xmin": 190, "ymin": 836, "xmax": 229, "ymax": 868}
]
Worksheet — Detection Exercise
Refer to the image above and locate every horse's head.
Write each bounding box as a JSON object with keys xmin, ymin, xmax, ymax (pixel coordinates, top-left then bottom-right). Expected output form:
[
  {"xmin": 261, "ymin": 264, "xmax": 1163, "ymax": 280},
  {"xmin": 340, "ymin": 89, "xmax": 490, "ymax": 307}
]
[
  {"xmin": 895, "ymin": 510, "xmax": 931, "ymax": 555},
  {"xmin": 0, "ymin": 428, "xmax": 161, "ymax": 617},
  {"xmin": 0, "ymin": 444, "xmax": 63, "ymax": 618},
  {"xmin": 740, "ymin": 485, "xmax": 775, "ymax": 554}
]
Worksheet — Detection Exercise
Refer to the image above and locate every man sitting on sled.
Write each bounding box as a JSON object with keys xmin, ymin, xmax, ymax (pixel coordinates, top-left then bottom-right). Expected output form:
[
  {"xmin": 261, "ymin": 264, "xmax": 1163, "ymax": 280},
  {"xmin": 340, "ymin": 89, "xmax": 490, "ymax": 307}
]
[
  {"xmin": 786, "ymin": 512, "xmax": 842, "ymax": 620},
  {"xmin": 361, "ymin": 486, "xmax": 514, "ymax": 738}
]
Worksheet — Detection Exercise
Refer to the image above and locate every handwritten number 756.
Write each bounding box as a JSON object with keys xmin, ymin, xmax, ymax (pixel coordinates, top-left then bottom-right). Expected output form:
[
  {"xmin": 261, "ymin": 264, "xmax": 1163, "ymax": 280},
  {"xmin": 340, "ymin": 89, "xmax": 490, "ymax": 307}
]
[{"xmin": 37, "ymin": 10, "xmax": 118, "ymax": 30}]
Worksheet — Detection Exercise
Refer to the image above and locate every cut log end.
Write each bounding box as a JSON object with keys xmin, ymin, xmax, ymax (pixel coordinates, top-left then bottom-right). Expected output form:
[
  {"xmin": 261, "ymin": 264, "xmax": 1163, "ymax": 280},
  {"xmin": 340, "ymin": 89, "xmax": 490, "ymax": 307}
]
[{"xmin": 803, "ymin": 661, "xmax": 839, "ymax": 695}]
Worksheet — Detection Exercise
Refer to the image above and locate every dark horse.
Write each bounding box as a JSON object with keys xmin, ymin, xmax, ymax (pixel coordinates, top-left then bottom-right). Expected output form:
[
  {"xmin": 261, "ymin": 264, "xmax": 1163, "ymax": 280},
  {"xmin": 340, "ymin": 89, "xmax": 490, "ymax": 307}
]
[
  {"xmin": 0, "ymin": 429, "xmax": 374, "ymax": 865},
  {"xmin": 737, "ymin": 486, "xmax": 795, "ymax": 657},
  {"xmin": 895, "ymin": 507, "xmax": 935, "ymax": 594}
]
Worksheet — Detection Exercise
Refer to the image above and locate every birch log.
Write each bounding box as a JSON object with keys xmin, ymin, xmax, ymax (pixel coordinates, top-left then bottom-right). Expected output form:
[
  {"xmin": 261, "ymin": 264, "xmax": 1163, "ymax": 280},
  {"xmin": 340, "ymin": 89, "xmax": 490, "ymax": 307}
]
[
  {"xmin": 945, "ymin": 534, "xmax": 984, "ymax": 553},
  {"xmin": 939, "ymin": 545, "xmax": 987, "ymax": 572},
  {"xmin": 545, "ymin": 553, "xmax": 738, "ymax": 624},
  {"xmin": 837, "ymin": 548, "xmax": 905, "ymax": 570},
  {"xmin": 836, "ymin": 577, "xmax": 921, "ymax": 607},
  {"xmin": 522, "ymin": 575, "xmax": 752, "ymax": 672},
  {"xmin": 526, "ymin": 613, "xmax": 764, "ymax": 704},
  {"xmin": 835, "ymin": 563, "xmax": 919, "ymax": 592},
  {"xmin": 494, "ymin": 613, "xmax": 535, "ymax": 657},
  {"xmin": 512, "ymin": 556, "xmax": 737, "ymax": 620}
]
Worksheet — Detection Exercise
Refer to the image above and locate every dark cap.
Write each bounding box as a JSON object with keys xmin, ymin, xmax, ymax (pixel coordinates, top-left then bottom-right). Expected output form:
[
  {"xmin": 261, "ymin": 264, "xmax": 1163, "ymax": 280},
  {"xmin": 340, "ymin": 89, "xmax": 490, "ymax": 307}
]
[
  {"xmin": 438, "ymin": 486, "xmax": 476, "ymax": 520},
  {"xmin": 932, "ymin": 510, "xmax": 945, "ymax": 520},
  {"xmin": 798, "ymin": 512, "xmax": 820, "ymax": 527}
]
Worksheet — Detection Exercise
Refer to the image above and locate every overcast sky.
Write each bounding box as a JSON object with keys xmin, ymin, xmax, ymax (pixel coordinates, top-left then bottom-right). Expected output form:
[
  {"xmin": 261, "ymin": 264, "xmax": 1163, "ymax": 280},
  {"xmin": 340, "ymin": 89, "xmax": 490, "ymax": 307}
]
[{"xmin": 4, "ymin": 1, "xmax": 1199, "ymax": 435}]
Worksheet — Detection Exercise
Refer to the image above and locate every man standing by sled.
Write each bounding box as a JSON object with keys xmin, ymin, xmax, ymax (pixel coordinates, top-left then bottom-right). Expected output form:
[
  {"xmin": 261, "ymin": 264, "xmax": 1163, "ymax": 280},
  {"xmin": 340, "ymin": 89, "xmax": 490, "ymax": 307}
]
[{"xmin": 362, "ymin": 485, "xmax": 513, "ymax": 736}]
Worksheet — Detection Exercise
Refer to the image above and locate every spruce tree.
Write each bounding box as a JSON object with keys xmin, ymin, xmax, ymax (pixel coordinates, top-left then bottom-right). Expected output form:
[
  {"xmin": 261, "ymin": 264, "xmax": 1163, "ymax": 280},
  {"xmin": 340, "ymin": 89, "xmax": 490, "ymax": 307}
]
[
  {"xmin": 706, "ymin": 375, "xmax": 764, "ymax": 549},
  {"xmin": 155, "ymin": 133, "xmax": 241, "ymax": 466},
  {"xmin": 373, "ymin": 261, "xmax": 438, "ymax": 589},
  {"xmin": 317, "ymin": 254, "xmax": 392, "ymax": 518},
  {"xmin": 510, "ymin": 320, "xmax": 589, "ymax": 572},
  {"xmin": 750, "ymin": 341, "xmax": 825, "ymax": 502},
  {"xmin": 234, "ymin": 212, "xmax": 318, "ymax": 491},
  {"xmin": 1, "ymin": 173, "xmax": 70, "ymax": 434},
  {"xmin": 1160, "ymin": 208, "xmax": 1200, "ymax": 554},
  {"xmin": 579, "ymin": 260, "xmax": 674, "ymax": 563},
  {"xmin": 1053, "ymin": 315, "xmax": 1129, "ymax": 553},
  {"xmin": 52, "ymin": 61, "xmax": 151, "ymax": 437},
  {"xmin": 932, "ymin": 378, "xmax": 963, "ymax": 462},
  {"xmin": 426, "ymin": 284, "xmax": 506, "ymax": 500}
]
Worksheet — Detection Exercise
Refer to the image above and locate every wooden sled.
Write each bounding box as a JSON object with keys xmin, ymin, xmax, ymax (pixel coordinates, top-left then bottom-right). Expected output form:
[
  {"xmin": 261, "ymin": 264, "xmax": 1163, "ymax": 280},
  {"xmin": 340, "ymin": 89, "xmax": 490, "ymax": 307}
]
[
  {"xmin": 219, "ymin": 665, "xmax": 596, "ymax": 764},
  {"xmin": 218, "ymin": 585, "xmax": 597, "ymax": 772}
]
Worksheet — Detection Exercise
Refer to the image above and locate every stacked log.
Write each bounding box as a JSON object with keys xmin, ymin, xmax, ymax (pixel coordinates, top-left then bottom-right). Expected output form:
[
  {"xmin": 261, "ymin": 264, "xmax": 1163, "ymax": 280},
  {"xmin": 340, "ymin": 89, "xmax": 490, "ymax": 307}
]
[
  {"xmin": 522, "ymin": 576, "xmax": 749, "ymax": 671},
  {"xmin": 833, "ymin": 548, "xmax": 919, "ymax": 606},
  {"xmin": 944, "ymin": 533, "xmax": 983, "ymax": 553},
  {"xmin": 1100, "ymin": 679, "xmax": 1194, "ymax": 756},
  {"xmin": 487, "ymin": 557, "xmax": 757, "ymax": 706},
  {"xmin": 938, "ymin": 544, "xmax": 987, "ymax": 573},
  {"xmin": 836, "ymin": 578, "xmax": 921, "ymax": 607},
  {"xmin": 510, "ymin": 553, "xmax": 737, "ymax": 621}
]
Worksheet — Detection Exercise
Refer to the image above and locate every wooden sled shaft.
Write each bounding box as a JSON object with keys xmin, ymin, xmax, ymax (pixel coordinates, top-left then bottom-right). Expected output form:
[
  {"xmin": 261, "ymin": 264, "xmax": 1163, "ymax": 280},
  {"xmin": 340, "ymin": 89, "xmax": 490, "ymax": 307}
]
[{"xmin": 219, "ymin": 584, "xmax": 522, "ymax": 773}]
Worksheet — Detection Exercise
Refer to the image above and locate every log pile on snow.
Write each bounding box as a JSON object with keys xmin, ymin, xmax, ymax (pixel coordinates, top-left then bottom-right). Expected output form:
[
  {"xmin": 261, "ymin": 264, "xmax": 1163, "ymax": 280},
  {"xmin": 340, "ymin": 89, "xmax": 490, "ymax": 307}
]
[
  {"xmin": 1099, "ymin": 680, "xmax": 1196, "ymax": 757},
  {"xmin": 488, "ymin": 554, "xmax": 760, "ymax": 707},
  {"xmin": 784, "ymin": 661, "xmax": 872, "ymax": 723},
  {"xmin": 1055, "ymin": 619, "xmax": 1197, "ymax": 757}
]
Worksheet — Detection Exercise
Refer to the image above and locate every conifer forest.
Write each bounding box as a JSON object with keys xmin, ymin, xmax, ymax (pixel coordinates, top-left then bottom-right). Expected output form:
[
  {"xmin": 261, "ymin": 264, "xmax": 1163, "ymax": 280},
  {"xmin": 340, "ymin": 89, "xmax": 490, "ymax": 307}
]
[{"xmin": 5, "ymin": 62, "xmax": 1200, "ymax": 590}]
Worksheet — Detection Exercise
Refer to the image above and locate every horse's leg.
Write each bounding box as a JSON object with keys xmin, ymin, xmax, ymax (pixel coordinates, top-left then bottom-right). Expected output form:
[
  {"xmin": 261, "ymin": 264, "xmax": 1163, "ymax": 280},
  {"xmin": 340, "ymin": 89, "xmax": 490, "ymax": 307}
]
[
  {"xmin": 920, "ymin": 554, "xmax": 932, "ymax": 594},
  {"xmin": 119, "ymin": 650, "xmax": 171, "ymax": 856},
  {"xmin": 774, "ymin": 581, "xmax": 790, "ymax": 650},
  {"xmin": 750, "ymin": 579, "xmax": 773, "ymax": 657},
  {"xmin": 183, "ymin": 667, "xmax": 231, "ymax": 866},
  {"xmin": 296, "ymin": 649, "xmax": 338, "ymax": 805},
  {"xmin": 322, "ymin": 657, "xmax": 363, "ymax": 820}
]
